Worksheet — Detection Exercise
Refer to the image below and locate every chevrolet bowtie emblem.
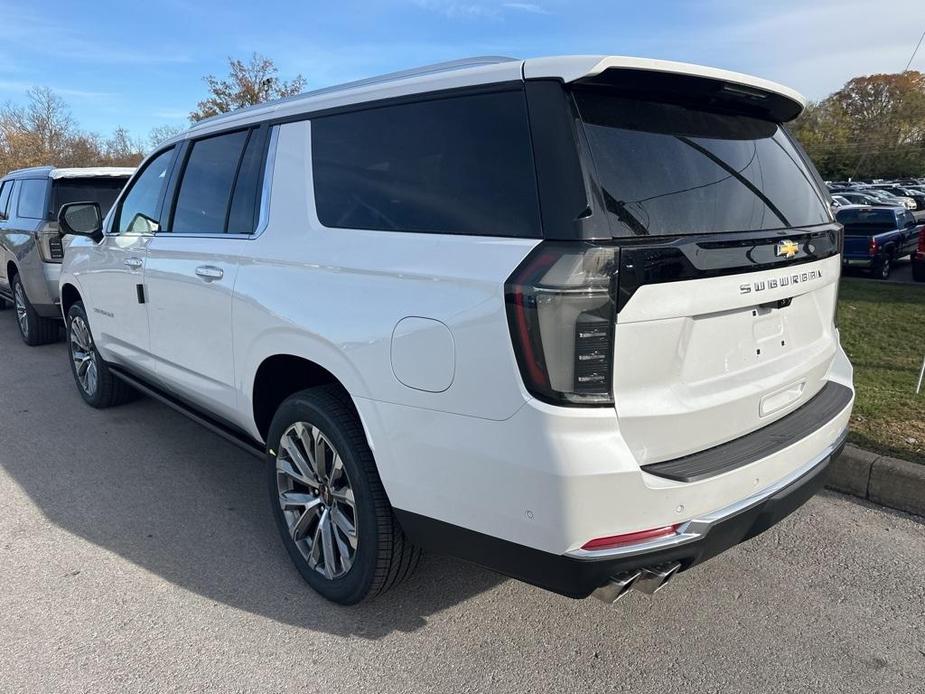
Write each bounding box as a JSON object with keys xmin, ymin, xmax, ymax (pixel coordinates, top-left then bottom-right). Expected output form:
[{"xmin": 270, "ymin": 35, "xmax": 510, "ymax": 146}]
[{"xmin": 776, "ymin": 240, "xmax": 799, "ymax": 258}]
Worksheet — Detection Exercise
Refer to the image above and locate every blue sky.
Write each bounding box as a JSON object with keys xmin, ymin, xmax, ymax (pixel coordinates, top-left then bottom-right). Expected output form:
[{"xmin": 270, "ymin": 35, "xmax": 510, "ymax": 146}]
[{"xmin": 2, "ymin": 0, "xmax": 923, "ymax": 142}]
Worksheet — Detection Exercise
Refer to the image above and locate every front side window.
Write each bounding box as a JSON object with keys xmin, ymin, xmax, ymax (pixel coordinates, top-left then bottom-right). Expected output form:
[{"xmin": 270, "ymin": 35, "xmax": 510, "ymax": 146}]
[
  {"xmin": 17, "ymin": 179, "xmax": 48, "ymax": 220},
  {"xmin": 117, "ymin": 148, "xmax": 175, "ymax": 233},
  {"xmin": 574, "ymin": 90, "xmax": 831, "ymax": 236},
  {"xmin": 311, "ymin": 91, "xmax": 541, "ymax": 237},
  {"xmin": 172, "ymin": 129, "xmax": 256, "ymax": 234}
]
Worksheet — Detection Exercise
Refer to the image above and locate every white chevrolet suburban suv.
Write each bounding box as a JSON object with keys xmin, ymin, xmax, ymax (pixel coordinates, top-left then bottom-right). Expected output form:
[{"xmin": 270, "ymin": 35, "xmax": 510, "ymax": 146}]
[{"xmin": 57, "ymin": 56, "xmax": 854, "ymax": 605}]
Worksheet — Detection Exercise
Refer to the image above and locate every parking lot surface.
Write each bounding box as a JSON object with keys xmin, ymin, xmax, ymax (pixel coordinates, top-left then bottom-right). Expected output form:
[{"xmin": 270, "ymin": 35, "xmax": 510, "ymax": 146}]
[{"xmin": 0, "ymin": 309, "xmax": 923, "ymax": 694}]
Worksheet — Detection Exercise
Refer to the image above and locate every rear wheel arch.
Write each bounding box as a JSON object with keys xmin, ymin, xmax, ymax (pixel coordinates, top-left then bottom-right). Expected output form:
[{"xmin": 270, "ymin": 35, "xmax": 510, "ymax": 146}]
[
  {"xmin": 6, "ymin": 260, "xmax": 17, "ymax": 282},
  {"xmin": 252, "ymin": 354, "xmax": 359, "ymax": 444}
]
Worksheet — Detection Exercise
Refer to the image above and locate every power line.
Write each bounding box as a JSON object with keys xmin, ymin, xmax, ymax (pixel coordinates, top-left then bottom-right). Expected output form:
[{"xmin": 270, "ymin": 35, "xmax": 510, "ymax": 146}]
[
  {"xmin": 852, "ymin": 24, "xmax": 925, "ymax": 177},
  {"xmin": 904, "ymin": 28, "xmax": 925, "ymax": 72}
]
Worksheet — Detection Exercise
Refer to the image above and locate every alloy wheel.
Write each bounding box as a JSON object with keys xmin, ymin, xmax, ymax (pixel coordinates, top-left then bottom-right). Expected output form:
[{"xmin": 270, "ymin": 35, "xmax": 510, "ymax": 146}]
[
  {"xmin": 276, "ymin": 421, "xmax": 358, "ymax": 579},
  {"xmin": 69, "ymin": 315, "xmax": 98, "ymax": 396},
  {"xmin": 14, "ymin": 282, "xmax": 28, "ymax": 339}
]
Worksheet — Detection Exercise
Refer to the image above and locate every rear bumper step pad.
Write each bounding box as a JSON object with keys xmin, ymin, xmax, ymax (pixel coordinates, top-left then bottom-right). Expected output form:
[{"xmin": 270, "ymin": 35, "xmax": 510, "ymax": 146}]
[{"xmin": 641, "ymin": 381, "xmax": 853, "ymax": 483}]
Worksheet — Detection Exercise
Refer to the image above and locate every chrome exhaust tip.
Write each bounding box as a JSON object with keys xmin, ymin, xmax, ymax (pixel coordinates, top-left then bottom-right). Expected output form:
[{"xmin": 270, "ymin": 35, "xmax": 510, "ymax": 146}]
[
  {"xmin": 633, "ymin": 562, "xmax": 681, "ymax": 595},
  {"xmin": 591, "ymin": 570, "xmax": 642, "ymax": 603}
]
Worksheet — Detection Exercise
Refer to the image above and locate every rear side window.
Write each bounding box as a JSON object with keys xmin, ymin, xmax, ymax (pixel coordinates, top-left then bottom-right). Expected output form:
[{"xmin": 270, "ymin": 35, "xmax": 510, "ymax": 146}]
[
  {"xmin": 311, "ymin": 91, "xmax": 541, "ymax": 237},
  {"xmin": 226, "ymin": 131, "xmax": 265, "ymax": 234},
  {"xmin": 17, "ymin": 179, "xmax": 48, "ymax": 219},
  {"xmin": 52, "ymin": 178, "xmax": 128, "ymax": 218},
  {"xmin": 574, "ymin": 91, "xmax": 831, "ymax": 236},
  {"xmin": 171, "ymin": 128, "xmax": 263, "ymax": 235},
  {"xmin": 0, "ymin": 181, "xmax": 12, "ymax": 219}
]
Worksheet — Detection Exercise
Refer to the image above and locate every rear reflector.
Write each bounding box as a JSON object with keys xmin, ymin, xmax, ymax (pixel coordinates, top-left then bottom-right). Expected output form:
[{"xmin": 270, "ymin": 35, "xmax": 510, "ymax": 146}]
[{"xmin": 581, "ymin": 525, "xmax": 679, "ymax": 551}]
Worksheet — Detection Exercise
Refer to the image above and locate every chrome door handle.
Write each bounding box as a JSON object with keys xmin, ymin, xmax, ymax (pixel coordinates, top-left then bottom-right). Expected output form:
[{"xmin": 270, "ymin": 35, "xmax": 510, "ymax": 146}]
[
  {"xmin": 195, "ymin": 265, "xmax": 224, "ymax": 281},
  {"xmin": 124, "ymin": 257, "xmax": 143, "ymax": 269}
]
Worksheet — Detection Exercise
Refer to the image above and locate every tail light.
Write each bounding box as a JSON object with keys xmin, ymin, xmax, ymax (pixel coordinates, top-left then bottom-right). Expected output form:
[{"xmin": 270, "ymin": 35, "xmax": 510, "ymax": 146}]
[
  {"xmin": 36, "ymin": 222, "xmax": 64, "ymax": 263},
  {"xmin": 505, "ymin": 242, "xmax": 618, "ymax": 406},
  {"xmin": 868, "ymin": 237, "xmax": 879, "ymax": 257}
]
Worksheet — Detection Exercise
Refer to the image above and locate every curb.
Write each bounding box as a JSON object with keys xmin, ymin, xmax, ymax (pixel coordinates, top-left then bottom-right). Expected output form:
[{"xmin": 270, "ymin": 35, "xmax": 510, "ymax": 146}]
[{"xmin": 827, "ymin": 444, "xmax": 925, "ymax": 517}]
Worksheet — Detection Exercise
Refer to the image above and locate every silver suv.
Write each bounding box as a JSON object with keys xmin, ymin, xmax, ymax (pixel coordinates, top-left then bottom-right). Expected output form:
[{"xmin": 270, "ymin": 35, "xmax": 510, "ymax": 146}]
[{"xmin": 0, "ymin": 166, "xmax": 132, "ymax": 344}]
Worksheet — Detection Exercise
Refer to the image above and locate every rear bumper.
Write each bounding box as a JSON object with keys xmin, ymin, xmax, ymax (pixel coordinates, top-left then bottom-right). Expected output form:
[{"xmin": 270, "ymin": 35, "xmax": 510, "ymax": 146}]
[
  {"xmin": 396, "ymin": 432, "xmax": 845, "ymax": 599},
  {"xmin": 842, "ymin": 257, "xmax": 875, "ymax": 268},
  {"xmin": 19, "ymin": 255, "xmax": 62, "ymax": 319}
]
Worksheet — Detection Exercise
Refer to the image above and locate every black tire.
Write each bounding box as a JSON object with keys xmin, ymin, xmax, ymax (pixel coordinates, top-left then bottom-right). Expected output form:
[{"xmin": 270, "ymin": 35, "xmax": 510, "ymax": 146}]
[
  {"xmin": 0, "ymin": 296, "xmax": 8, "ymax": 310},
  {"xmin": 267, "ymin": 385, "xmax": 421, "ymax": 605},
  {"xmin": 12, "ymin": 274, "xmax": 59, "ymax": 346},
  {"xmin": 872, "ymin": 255, "xmax": 892, "ymax": 280},
  {"xmin": 66, "ymin": 301, "xmax": 136, "ymax": 408}
]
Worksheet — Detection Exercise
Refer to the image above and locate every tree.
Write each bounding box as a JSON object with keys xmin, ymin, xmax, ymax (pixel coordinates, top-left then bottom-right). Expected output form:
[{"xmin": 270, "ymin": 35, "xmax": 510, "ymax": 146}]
[
  {"xmin": 190, "ymin": 53, "xmax": 306, "ymax": 122},
  {"xmin": 103, "ymin": 126, "xmax": 145, "ymax": 166},
  {"xmin": 0, "ymin": 86, "xmax": 77, "ymax": 172},
  {"xmin": 0, "ymin": 87, "xmax": 153, "ymax": 174},
  {"xmin": 148, "ymin": 124, "xmax": 184, "ymax": 149},
  {"xmin": 790, "ymin": 71, "xmax": 925, "ymax": 179}
]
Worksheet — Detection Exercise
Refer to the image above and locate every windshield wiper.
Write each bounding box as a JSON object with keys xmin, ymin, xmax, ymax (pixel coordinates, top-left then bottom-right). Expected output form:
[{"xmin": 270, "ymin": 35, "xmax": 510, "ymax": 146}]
[{"xmin": 675, "ymin": 135, "xmax": 791, "ymax": 228}]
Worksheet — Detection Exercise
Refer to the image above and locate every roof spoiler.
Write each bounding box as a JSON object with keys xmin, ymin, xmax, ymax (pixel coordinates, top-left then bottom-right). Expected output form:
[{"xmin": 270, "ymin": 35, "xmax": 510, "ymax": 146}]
[{"xmin": 525, "ymin": 56, "xmax": 806, "ymax": 122}]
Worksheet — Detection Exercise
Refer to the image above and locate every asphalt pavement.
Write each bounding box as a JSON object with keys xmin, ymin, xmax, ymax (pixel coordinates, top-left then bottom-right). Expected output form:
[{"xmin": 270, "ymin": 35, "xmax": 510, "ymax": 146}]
[{"xmin": 0, "ymin": 309, "xmax": 923, "ymax": 693}]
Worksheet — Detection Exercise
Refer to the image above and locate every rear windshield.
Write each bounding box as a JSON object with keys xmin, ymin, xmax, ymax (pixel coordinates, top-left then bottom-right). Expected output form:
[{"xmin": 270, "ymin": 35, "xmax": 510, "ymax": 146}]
[
  {"xmin": 835, "ymin": 207, "xmax": 898, "ymax": 232},
  {"xmin": 51, "ymin": 178, "xmax": 129, "ymax": 219},
  {"xmin": 573, "ymin": 90, "xmax": 831, "ymax": 236}
]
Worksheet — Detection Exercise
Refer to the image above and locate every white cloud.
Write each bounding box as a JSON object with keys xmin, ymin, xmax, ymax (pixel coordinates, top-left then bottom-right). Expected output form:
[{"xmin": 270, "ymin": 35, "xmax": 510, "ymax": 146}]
[
  {"xmin": 1, "ymin": 7, "xmax": 192, "ymax": 66},
  {"xmin": 503, "ymin": 2, "xmax": 551, "ymax": 14},
  {"xmin": 0, "ymin": 80, "xmax": 113, "ymax": 100},
  {"xmin": 412, "ymin": 1, "xmax": 500, "ymax": 19},
  {"xmin": 152, "ymin": 109, "xmax": 190, "ymax": 121},
  {"xmin": 688, "ymin": 0, "xmax": 925, "ymax": 99}
]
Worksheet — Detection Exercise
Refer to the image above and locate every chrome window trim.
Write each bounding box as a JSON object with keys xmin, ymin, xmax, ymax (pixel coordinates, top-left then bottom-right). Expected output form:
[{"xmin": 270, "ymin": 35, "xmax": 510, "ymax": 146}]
[
  {"xmin": 565, "ymin": 427, "xmax": 848, "ymax": 561},
  {"xmin": 252, "ymin": 124, "xmax": 278, "ymax": 239}
]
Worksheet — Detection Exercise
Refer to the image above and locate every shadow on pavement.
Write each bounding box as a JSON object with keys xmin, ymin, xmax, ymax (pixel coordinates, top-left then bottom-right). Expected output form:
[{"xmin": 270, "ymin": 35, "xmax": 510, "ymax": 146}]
[{"xmin": 0, "ymin": 310, "xmax": 503, "ymax": 638}]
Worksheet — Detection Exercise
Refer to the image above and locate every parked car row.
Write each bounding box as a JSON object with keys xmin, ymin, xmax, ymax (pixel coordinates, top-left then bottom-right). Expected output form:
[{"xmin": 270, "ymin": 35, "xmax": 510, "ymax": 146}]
[
  {"xmin": 0, "ymin": 56, "xmax": 855, "ymax": 606},
  {"xmin": 825, "ymin": 177, "xmax": 925, "ymax": 281},
  {"xmin": 827, "ymin": 179, "xmax": 925, "ymax": 211}
]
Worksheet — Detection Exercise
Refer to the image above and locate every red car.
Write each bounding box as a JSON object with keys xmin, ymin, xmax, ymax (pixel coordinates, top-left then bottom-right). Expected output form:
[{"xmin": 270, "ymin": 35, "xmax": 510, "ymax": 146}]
[{"xmin": 913, "ymin": 228, "xmax": 925, "ymax": 282}]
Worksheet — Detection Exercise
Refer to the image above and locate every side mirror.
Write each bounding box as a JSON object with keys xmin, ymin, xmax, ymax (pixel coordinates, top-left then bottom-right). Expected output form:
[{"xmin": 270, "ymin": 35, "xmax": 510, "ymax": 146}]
[{"xmin": 58, "ymin": 201, "xmax": 102, "ymax": 241}]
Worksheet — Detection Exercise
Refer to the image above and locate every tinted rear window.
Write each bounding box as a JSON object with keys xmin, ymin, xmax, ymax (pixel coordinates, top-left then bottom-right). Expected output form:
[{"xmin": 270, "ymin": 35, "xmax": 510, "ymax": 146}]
[
  {"xmin": 836, "ymin": 207, "xmax": 897, "ymax": 231},
  {"xmin": 52, "ymin": 178, "xmax": 129, "ymax": 219},
  {"xmin": 311, "ymin": 91, "xmax": 541, "ymax": 237},
  {"xmin": 574, "ymin": 90, "xmax": 831, "ymax": 236}
]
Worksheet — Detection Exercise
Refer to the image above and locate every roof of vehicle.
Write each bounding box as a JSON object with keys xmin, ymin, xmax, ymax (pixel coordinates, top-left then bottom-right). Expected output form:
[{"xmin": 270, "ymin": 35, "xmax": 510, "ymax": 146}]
[
  {"xmin": 180, "ymin": 54, "xmax": 807, "ymax": 140},
  {"xmin": 2, "ymin": 166, "xmax": 135, "ymax": 180}
]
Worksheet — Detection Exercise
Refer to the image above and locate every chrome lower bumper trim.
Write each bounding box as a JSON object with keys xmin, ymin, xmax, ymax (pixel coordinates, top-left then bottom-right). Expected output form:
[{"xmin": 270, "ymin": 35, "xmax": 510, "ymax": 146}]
[{"xmin": 566, "ymin": 429, "xmax": 847, "ymax": 561}]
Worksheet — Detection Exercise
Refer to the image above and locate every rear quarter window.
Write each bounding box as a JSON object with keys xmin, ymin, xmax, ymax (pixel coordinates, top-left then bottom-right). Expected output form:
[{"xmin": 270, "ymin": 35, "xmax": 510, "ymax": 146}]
[
  {"xmin": 16, "ymin": 179, "xmax": 48, "ymax": 220},
  {"xmin": 0, "ymin": 180, "xmax": 13, "ymax": 219},
  {"xmin": 311, "ymin": 90, "xmax": 541, "ymax": 238}
]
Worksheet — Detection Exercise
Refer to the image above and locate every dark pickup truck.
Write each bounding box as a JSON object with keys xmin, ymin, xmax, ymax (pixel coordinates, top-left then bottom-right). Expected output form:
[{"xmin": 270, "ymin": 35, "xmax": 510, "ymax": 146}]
[{"xmin": 836, "ymin": 205, "xmax": 924, "ymax": 280}]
